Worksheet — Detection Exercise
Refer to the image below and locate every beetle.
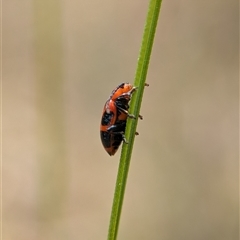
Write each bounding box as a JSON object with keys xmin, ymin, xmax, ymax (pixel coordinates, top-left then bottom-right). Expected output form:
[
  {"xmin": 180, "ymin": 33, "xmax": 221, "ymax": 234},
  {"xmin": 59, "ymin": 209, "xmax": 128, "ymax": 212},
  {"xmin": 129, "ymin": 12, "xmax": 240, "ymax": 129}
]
[{"xmin": 100, "ymin": 83, "xmax": 138, "ymax": 156}]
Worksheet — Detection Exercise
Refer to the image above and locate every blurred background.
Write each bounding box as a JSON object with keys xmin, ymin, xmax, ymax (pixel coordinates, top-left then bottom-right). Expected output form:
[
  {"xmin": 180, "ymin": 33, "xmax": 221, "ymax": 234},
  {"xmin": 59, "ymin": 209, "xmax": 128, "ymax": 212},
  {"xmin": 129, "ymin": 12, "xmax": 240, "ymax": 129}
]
[{"xmin": 2, "ymin": 0, "xmax": 238, "ymax": 239}]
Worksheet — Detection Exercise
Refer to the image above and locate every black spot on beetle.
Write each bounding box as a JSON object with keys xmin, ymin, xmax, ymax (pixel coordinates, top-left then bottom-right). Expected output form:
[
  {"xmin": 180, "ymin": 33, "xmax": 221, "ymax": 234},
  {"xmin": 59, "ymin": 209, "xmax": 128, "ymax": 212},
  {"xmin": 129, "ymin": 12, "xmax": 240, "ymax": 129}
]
[
  {"xmin": 101, "ymin": 111, "xmax": 114, "ymax": 126},
  {"xmin": 100, "ymin": 131, "xmax": 111, "ymax": 148}
]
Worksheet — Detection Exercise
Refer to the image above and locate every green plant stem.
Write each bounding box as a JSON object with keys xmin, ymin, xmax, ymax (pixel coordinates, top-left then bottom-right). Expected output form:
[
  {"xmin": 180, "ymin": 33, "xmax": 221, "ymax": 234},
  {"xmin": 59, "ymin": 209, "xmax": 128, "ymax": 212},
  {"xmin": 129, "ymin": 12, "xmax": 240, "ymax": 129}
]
[{"xmin": 107, "ymin": 1, "xmax": 162, "ymax": 239}]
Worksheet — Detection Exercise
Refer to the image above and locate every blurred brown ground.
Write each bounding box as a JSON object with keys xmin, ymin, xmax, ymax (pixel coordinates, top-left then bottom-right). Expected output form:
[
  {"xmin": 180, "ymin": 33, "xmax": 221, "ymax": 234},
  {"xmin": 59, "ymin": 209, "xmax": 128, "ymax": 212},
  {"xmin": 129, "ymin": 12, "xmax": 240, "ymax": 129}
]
[{"xmin": 2, "ymin": 1, "xmax": 238, "ymax": 240}]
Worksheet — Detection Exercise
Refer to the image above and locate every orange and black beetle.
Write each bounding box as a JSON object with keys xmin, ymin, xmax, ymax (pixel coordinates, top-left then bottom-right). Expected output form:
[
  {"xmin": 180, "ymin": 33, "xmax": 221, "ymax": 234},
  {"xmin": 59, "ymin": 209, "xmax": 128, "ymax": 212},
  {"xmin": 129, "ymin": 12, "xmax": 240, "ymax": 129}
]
[{"xmin": 100, "ymin": 83, "xmax": 137, "ymax": 156}]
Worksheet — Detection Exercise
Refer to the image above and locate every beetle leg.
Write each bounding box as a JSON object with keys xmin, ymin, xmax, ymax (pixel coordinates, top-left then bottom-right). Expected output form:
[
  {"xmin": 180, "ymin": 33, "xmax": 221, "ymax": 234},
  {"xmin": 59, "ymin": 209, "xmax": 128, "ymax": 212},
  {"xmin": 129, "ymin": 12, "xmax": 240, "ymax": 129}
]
[
  {"xmin": 107, "ymin": 122, "xmax": 125, "ymax": 132},
  {"xmin": 128, "ymin": 113, "xmax": 136, "ymax": 119},
  {"xmin": 122, "ymin": 134, "xmax": 128, "ymax": 144},
  {"xmin": 106, "ymin": 124, "xmax": 129, "ymax": 144},
  {"xmin": 107, "ymin": 127, "xmax": 128, "ymax": 144},
  {"xmin": 117, "ymin": 106, "xmax": 143, "ymax": 120},
  {"xmin": 122, "ymin": 131, "xmax": 139, "ymax": 143},
  {"xmin": 116, "ymin": 106, "xmax": 136, "ymax": 119}
]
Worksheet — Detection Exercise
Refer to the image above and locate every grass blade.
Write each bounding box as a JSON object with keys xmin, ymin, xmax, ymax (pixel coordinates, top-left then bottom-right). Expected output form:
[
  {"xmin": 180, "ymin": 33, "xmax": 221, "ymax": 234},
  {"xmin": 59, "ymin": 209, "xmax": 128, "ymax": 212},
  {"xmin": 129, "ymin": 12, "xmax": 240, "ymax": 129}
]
[{"xmin": 107, "ymin": 0, "xmax": 163, "ymax": 239}]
